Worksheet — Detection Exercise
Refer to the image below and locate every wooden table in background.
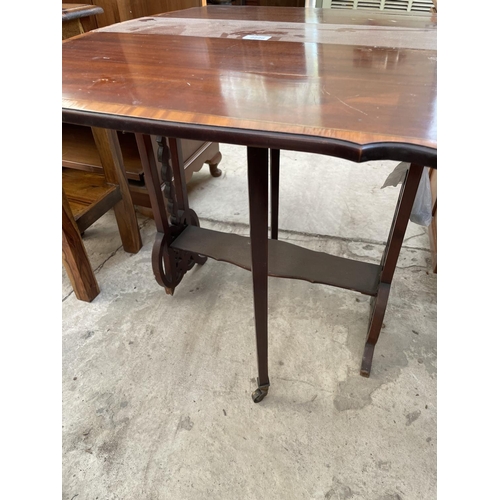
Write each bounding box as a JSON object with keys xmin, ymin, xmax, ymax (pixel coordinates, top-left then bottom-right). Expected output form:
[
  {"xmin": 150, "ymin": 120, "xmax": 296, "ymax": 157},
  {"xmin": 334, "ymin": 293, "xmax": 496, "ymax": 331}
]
[{"xmin": 62, "ymin": 6, "xmax": 437, "ymax": 401}]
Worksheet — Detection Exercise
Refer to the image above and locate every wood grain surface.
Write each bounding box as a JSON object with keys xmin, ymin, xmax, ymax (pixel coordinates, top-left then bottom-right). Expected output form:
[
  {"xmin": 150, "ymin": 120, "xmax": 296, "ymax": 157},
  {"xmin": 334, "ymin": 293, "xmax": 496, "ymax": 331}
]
[
  {"xmin": 62, "ymin": 6, "xmax": 437, "ymax": 164},
  {"xmin": 159, "ymin": 5, "xmax": 436, "ymax": 27},
  {"xmin": 99, "ymin": 17, "xmax": 435, "ymax": 50},
  {"xmin": 76, "ymin": 0, "xmax": 204, "ymax": 28}
]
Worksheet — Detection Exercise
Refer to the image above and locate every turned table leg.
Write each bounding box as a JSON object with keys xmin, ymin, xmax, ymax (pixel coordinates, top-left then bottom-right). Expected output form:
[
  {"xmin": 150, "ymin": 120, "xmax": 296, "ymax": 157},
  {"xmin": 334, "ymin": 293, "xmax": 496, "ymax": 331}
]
[{"xmin": 247, "ymin": 147, "xmax": 271, "ymax": 402}]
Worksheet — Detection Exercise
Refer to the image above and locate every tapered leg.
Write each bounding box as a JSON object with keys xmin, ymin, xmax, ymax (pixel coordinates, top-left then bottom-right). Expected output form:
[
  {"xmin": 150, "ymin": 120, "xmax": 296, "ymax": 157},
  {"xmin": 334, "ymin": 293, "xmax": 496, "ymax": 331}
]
[
  {"xmin": 360, "ymin": 164, "xmax": 424, "ymax": 377},
  {"xmin": 247, "ymin": 147, "xmax": 270, "ymax": 402},
  {"xmin": 360, "ymin": 283, "xmax": 390, "ymax": 376},
  {"xmin": 270, "ymin": 149, "xmax": 280, "ymax": 240}
]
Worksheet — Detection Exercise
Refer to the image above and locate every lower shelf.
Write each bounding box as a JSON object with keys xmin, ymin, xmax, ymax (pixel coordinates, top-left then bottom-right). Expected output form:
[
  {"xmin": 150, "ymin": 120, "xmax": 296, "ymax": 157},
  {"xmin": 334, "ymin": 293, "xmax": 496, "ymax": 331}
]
[{"xmin": 171, "ymin": 225, "xmax": 382, "ymax": 296}]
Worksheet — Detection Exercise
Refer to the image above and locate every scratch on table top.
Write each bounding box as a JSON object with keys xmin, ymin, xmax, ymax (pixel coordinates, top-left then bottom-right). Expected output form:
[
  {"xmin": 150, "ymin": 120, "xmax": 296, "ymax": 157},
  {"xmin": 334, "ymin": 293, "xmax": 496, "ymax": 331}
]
[{"xmin": 333, "ymin": 95, "xmax": 368, "ymax": 116}]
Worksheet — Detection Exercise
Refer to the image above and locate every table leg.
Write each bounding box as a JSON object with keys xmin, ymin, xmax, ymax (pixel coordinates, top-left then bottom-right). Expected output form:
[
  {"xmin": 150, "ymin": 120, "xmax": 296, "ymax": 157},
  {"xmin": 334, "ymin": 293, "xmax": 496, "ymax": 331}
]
[
  {"xmin": 270, "ymin": 149, "xmax": 280, "ymax": 240},
  {"xmin": 360, "ymin": 164, "xmax": 424, "ymax": 377},
  {"xmin": 247, "ymin": 147, "xmax": 271, "ymax": 403}
]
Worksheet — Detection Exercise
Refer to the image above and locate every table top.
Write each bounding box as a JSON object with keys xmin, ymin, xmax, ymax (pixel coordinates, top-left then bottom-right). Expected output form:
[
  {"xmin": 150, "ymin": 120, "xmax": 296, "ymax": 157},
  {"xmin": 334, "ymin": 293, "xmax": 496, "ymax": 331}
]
[
  {"xmin": 62, "ymin": 6, "xmax": 437, "ymax": 165},
  {"xmin": 62, "ymin": 3, "xmax": 103, "ymax": 22}
]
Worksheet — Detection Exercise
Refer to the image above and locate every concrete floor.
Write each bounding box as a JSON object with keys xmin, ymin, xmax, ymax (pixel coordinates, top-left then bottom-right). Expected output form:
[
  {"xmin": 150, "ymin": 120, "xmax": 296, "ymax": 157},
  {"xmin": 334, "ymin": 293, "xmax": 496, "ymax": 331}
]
[{"xmin": 62, "ymin": 144, "xmax": 437, "ymax": 500}]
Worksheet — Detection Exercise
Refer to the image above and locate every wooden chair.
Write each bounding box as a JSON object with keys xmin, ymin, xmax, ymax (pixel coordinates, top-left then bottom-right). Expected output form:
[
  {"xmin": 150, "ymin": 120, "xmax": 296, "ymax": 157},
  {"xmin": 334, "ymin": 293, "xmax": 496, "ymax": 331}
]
[{"xmin": 62, "ymin": 128, "xmax": 143, "ymax": 302}]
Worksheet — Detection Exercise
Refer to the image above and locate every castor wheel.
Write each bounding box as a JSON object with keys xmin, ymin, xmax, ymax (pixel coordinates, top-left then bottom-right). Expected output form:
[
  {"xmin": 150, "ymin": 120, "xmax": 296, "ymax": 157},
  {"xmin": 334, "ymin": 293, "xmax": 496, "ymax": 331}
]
[
  {"xmin": 251, "ymin": 380, "xmax": 270, "ymax": 403},
  {"xmin": 252, "ymin": 388, "xmax": 268, "ymax": 403}
]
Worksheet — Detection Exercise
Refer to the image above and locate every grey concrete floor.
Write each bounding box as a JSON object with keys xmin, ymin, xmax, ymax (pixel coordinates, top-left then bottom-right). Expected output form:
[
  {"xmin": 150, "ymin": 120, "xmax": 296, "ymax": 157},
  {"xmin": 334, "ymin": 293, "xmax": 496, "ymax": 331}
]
[{"xmin": 62, "ymin": 144, "xmax": 437, "ymax": 500}]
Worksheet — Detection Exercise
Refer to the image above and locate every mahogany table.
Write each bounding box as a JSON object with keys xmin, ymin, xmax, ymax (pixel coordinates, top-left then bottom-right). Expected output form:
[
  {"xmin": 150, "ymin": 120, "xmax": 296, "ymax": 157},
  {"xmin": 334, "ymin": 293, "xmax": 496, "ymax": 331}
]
[{"xmin": 62, "ymin": 6, "xmax": 437, "ymax": 402}]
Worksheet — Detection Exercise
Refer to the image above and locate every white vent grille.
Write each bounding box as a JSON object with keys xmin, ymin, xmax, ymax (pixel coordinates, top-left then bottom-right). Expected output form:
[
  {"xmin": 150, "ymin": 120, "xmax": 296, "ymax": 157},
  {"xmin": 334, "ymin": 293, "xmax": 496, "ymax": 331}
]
[{"xmin": 325, "ymin": 0, "xmax": 434, "ymax": 12}]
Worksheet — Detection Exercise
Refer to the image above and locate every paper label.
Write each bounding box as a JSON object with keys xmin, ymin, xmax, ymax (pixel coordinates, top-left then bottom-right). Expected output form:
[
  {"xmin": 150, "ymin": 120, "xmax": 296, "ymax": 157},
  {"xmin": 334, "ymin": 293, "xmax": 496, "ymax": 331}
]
[{"xmin": 242, "ymin": 35, "xmax": 272, "ymax": 41}]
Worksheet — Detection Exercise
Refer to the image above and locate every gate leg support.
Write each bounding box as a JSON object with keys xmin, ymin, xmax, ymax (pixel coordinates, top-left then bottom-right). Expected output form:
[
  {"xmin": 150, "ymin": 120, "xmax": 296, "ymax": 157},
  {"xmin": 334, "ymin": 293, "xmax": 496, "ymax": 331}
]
[{"xmin": 360, "ymin": 164, "xmax": 424, "ymax": 377}]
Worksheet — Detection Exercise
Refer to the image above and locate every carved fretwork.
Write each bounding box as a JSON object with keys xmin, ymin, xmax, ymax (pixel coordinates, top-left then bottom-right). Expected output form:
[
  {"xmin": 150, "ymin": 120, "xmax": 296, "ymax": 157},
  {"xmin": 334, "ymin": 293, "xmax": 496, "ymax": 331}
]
[
  {"xmin": 152, "ymin": 233, "xmax": 184, "ymax": 291},
  {"xmin": 156, "ymin": 136, "xmax": 179, "ymax": 225},
  {"xmin": 152, "ymin": 229, "xmax": 206, "ymax": 292},
  {"xmin": 148, "ymin": 136, "xmax": 208, "ymax": 294}
]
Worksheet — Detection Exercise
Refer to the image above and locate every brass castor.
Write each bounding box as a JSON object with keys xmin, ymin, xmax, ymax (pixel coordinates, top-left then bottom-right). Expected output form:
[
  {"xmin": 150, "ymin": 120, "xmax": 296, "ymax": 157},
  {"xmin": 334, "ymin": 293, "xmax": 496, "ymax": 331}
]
[{"xmin": 251, "ymin": 380, "xmax": 270, "ymax": 403}]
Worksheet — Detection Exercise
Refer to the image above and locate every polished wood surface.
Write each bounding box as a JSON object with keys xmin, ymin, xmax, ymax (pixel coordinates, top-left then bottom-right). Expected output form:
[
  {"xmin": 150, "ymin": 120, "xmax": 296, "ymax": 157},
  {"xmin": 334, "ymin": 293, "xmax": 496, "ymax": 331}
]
[
  {"xmin": 62, "ymin": 7, "xmax": 437, "ymax": 165},
  {"xmin": 103, "ymin": 16, "xmax": 435, "ymax": 49},
  {"xmin": 166, "ymin": 5, "xmax": 436, "ymax": 27},
  {"xmin": 68, "ymin": 0, "xmax": 205, "ymax": 28},
  {"xmin": 241, "ymin": 1, "xmax": 305, "ymax": 6}
]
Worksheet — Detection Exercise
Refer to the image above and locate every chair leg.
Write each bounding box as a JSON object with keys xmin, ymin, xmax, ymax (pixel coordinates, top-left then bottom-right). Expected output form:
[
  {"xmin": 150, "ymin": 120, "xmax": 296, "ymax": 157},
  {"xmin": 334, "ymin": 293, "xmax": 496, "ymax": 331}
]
[
  {"xmin": 62, "ymin": 190, "xmax": 99, "ymax": 302},
  {"xmin": 92, "ymin": 127, "xmax": 142, "ymax": 254}
]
